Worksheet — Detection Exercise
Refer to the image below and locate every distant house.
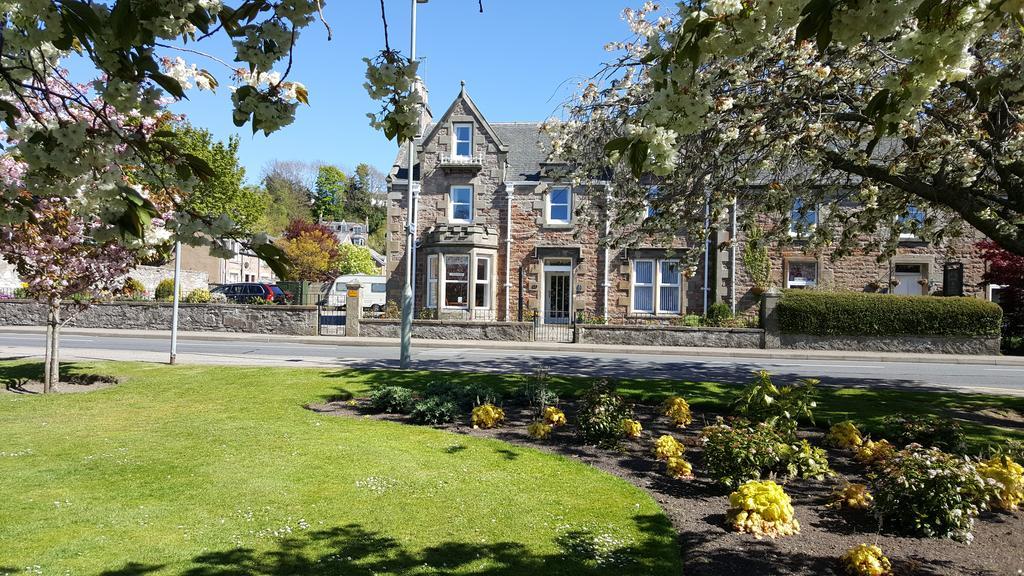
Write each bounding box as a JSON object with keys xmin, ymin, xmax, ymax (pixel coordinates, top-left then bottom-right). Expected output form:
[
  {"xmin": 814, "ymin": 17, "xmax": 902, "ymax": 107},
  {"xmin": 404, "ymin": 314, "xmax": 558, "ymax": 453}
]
[
  {"xmin": 385, "ymin": 82, "xmax": 994, "ymax": 325},
  {"xmin": 321, "ymin": 220, "xmax": 386, "ymax": 273}
]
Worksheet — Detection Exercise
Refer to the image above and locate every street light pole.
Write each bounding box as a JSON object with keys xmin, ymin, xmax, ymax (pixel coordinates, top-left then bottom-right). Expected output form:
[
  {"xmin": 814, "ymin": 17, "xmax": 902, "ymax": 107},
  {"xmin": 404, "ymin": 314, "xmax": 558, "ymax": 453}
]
[
  {"xmin": 170, "ymin": 240, "xmax": 181, "ymax": 365},
  {"xmin": 399, "ymin": 0, "xmax": 425, "ymax": 368}
]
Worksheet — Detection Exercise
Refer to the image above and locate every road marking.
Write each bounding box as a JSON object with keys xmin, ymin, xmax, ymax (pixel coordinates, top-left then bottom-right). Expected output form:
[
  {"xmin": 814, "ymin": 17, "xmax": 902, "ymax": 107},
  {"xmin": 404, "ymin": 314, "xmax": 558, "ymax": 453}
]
[{"xmin": 984, "ymin": 368, "xmax": 1024, "ymax": 372}]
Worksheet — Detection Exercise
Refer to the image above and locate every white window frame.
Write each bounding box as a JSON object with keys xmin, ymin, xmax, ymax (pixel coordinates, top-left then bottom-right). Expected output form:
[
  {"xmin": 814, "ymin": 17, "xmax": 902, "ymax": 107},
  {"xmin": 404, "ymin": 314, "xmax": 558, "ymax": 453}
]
[
  {"xmin": 644, "ymin": 185, "xmax": 659, "ymax": 220},
  {"xmin": 789, "ymin": 198, "xmax": 818, "ymax": 237},
  {"xmin": 631, "ymin": 259, "xmax": 656, "ymax": 314},
  {"xmin": 426, "ymin": 254, "xmax": 438, "ymax": 309},
  {"xmin": 657, "ymin": 260, "xmax": 681, "ymax": 314},
  {"xmin": 546, "ymin": 186, "xmax": 572, "ymax": 225},
  {"xmin": 449, "ymin": 185, "xmax": 474, "ymax": 223},
  {"xmin": 442, "ymin": 254, "xmax": 471, "ymax": 309},
  {"xmin": 473, "ymin": 255, "xmax": 492, "ymax": 309},
  {"xmin": 453, "ymin": 122, "xmax": 473, "ymax": 159},
  {"xmin": 898, "ymin": 205, "xmax": 926, "ymax": 240},
  {"xmin": 785, "ymin": 259, "xmax": 818, "ymax": 289}
]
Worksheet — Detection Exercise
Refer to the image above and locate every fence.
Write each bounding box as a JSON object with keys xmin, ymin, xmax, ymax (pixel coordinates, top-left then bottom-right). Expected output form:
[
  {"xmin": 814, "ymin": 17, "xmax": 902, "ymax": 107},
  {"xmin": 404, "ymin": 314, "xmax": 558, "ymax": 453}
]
[{"xmin": 317, "ymin": 289, "xmax": 347, "ymax": 336}]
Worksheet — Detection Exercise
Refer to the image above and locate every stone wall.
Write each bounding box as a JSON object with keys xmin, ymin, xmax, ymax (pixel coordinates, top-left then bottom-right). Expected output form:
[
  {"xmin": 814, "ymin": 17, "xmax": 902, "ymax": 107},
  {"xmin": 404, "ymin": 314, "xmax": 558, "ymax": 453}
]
[
  {"xmin": 0, "ymin": 300, "xmax": 317, "ymax": 335},
  {"xmin": 128, "ymin": 265, "xmax": 209, "ymax": 296},
  {"xmin": 578, "ymin": 324, "xmax": 764, "ymax": 348},
  {"xmin": 360, "ymin": 318, "xmax": 534, "ymax": 341},
  {"xmin": 779, "ymin": 333, "xmax": 1000, "ymax": 355}
]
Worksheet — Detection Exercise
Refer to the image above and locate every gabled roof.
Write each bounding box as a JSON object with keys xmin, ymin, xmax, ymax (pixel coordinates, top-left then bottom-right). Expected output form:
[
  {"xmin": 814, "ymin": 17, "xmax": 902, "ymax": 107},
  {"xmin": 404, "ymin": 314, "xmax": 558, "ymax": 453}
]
[{"xmin": 419, "ymin": 82, "xmax": 509, "ymax": 154}]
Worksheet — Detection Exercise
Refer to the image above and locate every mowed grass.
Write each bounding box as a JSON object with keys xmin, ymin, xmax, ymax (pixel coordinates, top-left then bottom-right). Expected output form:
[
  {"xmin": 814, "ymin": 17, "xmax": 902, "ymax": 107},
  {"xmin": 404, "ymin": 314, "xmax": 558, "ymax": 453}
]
[{"xmin": 0, "ymin": 361, "xmax": 679, "ymax": 576}]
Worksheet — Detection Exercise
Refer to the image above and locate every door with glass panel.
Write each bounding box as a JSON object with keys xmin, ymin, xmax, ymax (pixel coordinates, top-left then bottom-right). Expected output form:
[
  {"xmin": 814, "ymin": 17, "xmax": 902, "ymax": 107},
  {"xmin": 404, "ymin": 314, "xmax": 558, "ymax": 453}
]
[{"xmin": 543, "ymin": 259, "xmax": 572, "ymax": 324}]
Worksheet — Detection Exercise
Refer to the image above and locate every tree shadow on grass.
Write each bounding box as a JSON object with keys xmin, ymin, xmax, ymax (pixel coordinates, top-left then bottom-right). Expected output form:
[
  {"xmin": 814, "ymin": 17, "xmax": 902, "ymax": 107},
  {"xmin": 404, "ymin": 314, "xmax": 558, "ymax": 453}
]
[
  {"xmin": 0, "ymin": 360, "xmax": 107, "ymax": 392},
  {"xmin": 98, "ymin": 518, "xmax": 682, "ymax": 576}
]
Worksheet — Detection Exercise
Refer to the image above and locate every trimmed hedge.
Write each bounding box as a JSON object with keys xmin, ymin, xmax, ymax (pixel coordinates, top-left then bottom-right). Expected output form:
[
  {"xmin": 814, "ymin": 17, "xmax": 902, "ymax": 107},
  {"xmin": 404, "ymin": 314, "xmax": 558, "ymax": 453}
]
[{"xmin": 776, "ymin": 290, "xmax": 1002, "ymax": 337}]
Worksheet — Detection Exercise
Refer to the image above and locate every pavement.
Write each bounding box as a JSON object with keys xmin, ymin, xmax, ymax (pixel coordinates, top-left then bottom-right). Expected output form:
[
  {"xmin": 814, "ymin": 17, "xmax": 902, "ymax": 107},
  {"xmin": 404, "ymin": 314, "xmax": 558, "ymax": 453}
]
[{"xmin": 2, "ymin": 326, "xmax": 1024, "ymax": 396}]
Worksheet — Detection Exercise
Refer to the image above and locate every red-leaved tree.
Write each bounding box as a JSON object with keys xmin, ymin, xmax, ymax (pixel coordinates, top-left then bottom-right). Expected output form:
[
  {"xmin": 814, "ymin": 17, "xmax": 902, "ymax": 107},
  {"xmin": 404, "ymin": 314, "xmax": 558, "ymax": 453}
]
[{"xmin": 979, "ymin": 240, "xmax": 1024, "ymax": 347}]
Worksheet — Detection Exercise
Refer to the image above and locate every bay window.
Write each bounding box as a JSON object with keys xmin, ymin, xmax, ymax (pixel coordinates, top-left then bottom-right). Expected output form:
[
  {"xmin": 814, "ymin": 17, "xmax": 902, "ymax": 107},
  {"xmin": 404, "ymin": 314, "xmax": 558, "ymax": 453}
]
[
  {"xmin": 426, "ymin": 255, "xmax": 438, "ymax": 308},
  {"xmin": 444, "ymin": 255, "xmax": 470, "ymax": 308},
  {"xmin": 474, "ymin": 256, "xmax": 491, "ymax": 308}
]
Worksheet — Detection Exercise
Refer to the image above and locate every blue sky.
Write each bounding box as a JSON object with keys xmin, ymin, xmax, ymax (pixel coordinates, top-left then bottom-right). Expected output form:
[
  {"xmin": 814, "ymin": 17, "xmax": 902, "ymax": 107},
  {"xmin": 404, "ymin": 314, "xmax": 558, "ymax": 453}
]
[{"xmin": 165, "ymin": 1, "xmax": 634, "ymax": 184}]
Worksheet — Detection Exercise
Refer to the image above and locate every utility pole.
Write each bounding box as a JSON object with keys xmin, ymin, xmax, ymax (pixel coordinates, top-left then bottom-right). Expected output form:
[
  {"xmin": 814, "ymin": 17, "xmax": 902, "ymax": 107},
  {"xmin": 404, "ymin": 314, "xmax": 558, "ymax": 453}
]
[
  {"xmin": 400, "ymin": 0, "xmax": 427, "ymax": 368},
  {"xmin": 170, "ymin": 241, "xmax": 181, "ymax": 365}
]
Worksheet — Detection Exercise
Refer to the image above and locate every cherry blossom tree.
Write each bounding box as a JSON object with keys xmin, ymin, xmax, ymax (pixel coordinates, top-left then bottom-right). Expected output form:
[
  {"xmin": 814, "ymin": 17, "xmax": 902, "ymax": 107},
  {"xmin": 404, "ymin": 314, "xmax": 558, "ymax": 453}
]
[
  {"xmin": 980, "ymin": 240, "xmax": 1024, "ymax": 349},
  {"xmin": 0, "ymin": 199, "xmax": 153, "ymax": 392},
  {"xmin": 544, "ymin": 2, "xmax": 1024, "ymax": 258}
]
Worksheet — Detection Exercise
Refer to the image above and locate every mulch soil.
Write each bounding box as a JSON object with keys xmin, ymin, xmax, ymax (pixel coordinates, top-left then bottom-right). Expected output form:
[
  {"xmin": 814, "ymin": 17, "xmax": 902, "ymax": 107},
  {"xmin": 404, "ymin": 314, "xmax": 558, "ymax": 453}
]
[
  {"xmin": 308, "ymin": 398, "xmax": 1024, "ymax": 576},
  {"xmin": 1, "ymin": 373, "xmax": 118, "ymax": 394}
]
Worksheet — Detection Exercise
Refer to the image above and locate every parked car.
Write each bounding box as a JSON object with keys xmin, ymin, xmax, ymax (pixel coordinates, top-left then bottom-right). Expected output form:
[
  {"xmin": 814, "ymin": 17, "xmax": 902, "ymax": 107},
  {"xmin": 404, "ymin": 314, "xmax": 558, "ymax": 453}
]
[
  {"xmin": 321, "ymin": 274, "xmax": 387, "ymax": 311},
  {"xmin": 211, "ymin": 283, "xmax": 286, "ymax": 304}
]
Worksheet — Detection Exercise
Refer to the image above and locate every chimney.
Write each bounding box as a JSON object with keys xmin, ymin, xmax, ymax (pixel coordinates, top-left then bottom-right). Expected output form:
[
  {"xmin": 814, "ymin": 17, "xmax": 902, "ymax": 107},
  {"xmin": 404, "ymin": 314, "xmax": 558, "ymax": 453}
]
[{"xmin": 414, "ymin": 77, "xmax": 432, "ymax": 136}]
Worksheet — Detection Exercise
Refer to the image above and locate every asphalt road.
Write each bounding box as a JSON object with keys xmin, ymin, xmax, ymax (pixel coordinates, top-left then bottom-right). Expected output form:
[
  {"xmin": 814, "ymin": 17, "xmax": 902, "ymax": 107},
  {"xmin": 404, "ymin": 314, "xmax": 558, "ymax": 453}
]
[{"xmin": 2, "ymin": 331, "xmax": 1023, "ymax": 396}]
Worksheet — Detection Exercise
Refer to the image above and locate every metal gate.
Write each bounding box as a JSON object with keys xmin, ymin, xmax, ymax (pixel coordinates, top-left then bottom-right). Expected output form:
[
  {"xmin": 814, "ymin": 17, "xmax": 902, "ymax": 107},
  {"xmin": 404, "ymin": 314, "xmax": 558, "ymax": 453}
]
[{"xmin": 317, "ymin": 290, "xmax": 347, "ymax": 336}]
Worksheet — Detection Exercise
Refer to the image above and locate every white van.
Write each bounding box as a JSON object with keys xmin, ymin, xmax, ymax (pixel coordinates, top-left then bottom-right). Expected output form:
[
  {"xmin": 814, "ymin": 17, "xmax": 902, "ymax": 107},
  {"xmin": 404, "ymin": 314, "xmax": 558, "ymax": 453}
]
[{"xmin": 326, "ymin": 274, "xmax": 388, "ymax": 311}]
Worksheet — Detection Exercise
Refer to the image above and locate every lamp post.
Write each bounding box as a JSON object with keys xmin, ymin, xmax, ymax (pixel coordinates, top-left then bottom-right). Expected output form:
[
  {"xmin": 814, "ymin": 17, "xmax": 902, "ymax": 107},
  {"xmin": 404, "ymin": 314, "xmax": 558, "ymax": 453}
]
[
  {"xmin": 169, "ymin": 240, "xmax": 181, "ymax": 365},
  {"xmin": 400, "ymin": 0, "xmax": 427, "ymax": 369}
]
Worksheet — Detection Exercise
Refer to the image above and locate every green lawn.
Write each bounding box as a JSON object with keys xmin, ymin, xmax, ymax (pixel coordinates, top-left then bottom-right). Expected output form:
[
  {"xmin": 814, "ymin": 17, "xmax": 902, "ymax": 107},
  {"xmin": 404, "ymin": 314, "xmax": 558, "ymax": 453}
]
[
  {"xmin": 0, "ymin": 361, "xmax": 679, "ymax": 576},
  {"xmin": 2, "ymin": 361, "xmax": 1021, "ymax": 576}
]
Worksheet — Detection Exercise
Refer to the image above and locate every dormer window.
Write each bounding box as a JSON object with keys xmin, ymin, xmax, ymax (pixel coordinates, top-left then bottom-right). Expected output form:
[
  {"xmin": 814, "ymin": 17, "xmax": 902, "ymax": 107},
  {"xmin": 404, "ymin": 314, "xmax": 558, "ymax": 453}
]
[
  {"xmin": 454, "ymin": 123, "xmax": 473, "ymax": 159},
  {"xmin": 450, "ymin": 185, "xmax": 473, "ymax": 223},
  {"xmin": 547, "ymin": 186, "xmax": 572, "ymax": 224}
]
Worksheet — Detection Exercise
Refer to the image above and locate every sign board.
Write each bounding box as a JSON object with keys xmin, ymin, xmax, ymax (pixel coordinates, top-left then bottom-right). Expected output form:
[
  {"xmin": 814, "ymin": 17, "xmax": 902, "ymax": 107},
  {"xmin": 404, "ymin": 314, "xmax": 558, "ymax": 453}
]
[{"xmin": 347, "ymin": 289, "xmax": 360, "ymax": 298}]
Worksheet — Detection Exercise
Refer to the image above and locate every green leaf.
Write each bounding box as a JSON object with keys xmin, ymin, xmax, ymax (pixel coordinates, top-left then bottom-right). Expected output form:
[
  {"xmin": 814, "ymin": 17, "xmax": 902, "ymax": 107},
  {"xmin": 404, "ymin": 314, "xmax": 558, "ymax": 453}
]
[
  {"xmin": 604, "ymin": 137, "xmax": 632, "ymax": 154},
  {"xmin": 109, "ymin": 0, "xmax": 138, "ymax": 47},
  {"xmin": 183, "ymin": 153, "xmax": 215, "ymax": 181},
  {"xmin": 628, "ymin": 140, "xmax": 649, "ymax": 178},
  {"xmin": 294, "ymin": 85, "xmax": 309, "ymax": 105},
  {"xmin": 150, "ymin": 72, "xmax": 187, "ymax": 100},
  {"xmin": 61, "ymin": 0, "xmax": 102, "ymax": 33},
  {"xmin": 251, "ymin": 242, "xmax": 292, "ymax": 280}
]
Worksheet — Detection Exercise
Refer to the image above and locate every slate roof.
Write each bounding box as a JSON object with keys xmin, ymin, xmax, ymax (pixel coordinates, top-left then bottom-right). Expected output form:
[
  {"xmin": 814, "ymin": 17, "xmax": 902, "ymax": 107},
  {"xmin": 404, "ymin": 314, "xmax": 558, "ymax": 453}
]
[{"xmin": 390, "ymin": 122, "xmax": 551, "ymax": 184}]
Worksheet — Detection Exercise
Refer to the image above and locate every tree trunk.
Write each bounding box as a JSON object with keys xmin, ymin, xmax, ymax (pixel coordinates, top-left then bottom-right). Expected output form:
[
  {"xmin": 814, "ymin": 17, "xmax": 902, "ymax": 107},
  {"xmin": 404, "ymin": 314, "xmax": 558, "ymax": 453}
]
[{"xmin": 43, "ymin": 299, "xmax": 60, "ymax": 393}]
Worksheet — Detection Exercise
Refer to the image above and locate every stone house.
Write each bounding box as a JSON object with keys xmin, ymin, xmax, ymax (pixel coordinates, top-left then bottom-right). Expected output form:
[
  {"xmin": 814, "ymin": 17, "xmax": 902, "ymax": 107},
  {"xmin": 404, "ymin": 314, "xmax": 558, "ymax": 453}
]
[{"xmin": 385, "ymin": 84, "xmax": 992, "ymax": 325}]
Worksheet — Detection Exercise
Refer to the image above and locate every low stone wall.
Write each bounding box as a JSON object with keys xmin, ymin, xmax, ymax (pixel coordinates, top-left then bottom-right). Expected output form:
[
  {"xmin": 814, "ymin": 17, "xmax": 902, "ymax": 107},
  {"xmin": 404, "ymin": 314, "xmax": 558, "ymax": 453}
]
[
  {"xmin": 0, "ymin": 300, "xmax": 317, "ymax": 336},
  {"xmin": 360, "ymin": 319, "xmax": 534, "ymax": 341},
  {"xmin": 780, "ymin": 333, "xmax": 1000, "ymax": 355},
  {"xmin": 578, "ymin": 324, "xmax": 764, "ymax": 348}
]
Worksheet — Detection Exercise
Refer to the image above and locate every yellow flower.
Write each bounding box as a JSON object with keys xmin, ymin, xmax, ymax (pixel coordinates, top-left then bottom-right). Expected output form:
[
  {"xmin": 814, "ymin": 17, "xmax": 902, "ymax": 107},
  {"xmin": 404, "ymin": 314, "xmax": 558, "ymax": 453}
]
[
  {"xmin": 662, "ymin": 396, "xmax": 693, "ymax": 427},
  {"xmin": 471, "ymin": 404, "xmax": 505, "ymax": 429},
  {"xmin": 826, "ymin": 421, "xmax": 864, "ymax": 449},
  {"xmin": 726, "ymin": 480, "xmax": 800, "ymax": 538},
  {"xmin": 841, "ymin": 544, "xmax": 892, "ymax": 576},
  {"xmin": 855, "ymin": 439, "xmax": 895, "ymax": 466},
  {"xmin": 527, "ymin": 421, "xmax": 552, "ymax": 440},
  {"xmin": 543, "ymin": 406, "xmax": 567, "ymax": 427},
  {"xmin": 829, "ymin": 482, "xmax": 873, "ymax": 510},
  {"xmin": 621, "ymin": 418, "xmax": 643, "ymax": 439},
  {"xmin": 653, "ymin": 434, "xmax": 684, "ymax": 461},
  {"xmin": 665, "ymin": 457, "xmax": 693, "ymax": 479},
  {"xmin": 977, "ymin": 455, "xmax": 1024, "ymax": 511}
]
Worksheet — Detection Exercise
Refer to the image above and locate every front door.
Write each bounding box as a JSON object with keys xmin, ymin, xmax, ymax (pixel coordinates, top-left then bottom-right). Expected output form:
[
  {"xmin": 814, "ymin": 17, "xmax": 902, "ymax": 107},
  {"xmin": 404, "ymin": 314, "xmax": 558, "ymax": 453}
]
[
  {"xmin": 543, "ymin": 259, "xmax": 572, "ymax": 324},
  {"xmin": 894, "ymin": 264, "xmax": 925, "ymax": 296}
]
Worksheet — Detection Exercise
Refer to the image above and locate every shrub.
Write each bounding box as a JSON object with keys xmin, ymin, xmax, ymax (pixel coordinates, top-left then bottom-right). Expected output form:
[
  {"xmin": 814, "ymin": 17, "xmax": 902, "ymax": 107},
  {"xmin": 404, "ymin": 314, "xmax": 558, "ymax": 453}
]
[
  {"xmin": 682, "ymin": 314, "xmax": 701, "ymax": 327},
  {"xmin": 621, "ymin": 418, "xmax": 643, "ymax": 439},
  {"xmin": 368, "ymin": 386, "xmax": 416, "ymax": 414},
  {"xmin": 184, "ymin": 288, "xmax": 211, "ymax": 303},
  {"xmin": 726, "ymin": 480, "xmax": 800, "ymax": 538},
  {"xmin": 855, "ymin": 439, "xmax": 896, "ymax": 466},
  {"xmin": 826, "ymin": 421, "xmax": 864, "ymax": 450},
  {"xmin": 471, "ymin": 403, "xmax": 505, "ymax": 429},
  {"xmin": 653, "ymin": 435, "xmax": 684, "ymax": 461},
  {"xmin": 210, "ymin": 292, "xmax": 228, "ymax": 303},
  {"xmin": 665, "ymin": 457, "xmax": 694, "ymax": 479},
  {"xmin": 871, "ymin": 445, "xmax": 986, "ymax": 542},
  {"xmin": 423, "ymin": 381, "xmax": 501, "ymax": 410},
  {"xmin": 703, "ymin": 302, "xmax": 734, "ymax": 327},
  {"xmin": 527, "ymin": 421, "xmax": 552, "ymax": 440},
  {"xmin": 700, "ymin": 421, "xmax": 788, "ymax": 488},
  {"xmin": 779, "ymin": 439, "xmax": 832, "ymax": 480},
  {"xmin": 410, "ymin": 397, "xmax": 458, "ymax": 425},
  {"xmin": 830, "ymin": 482, "xmax": 874, "ymax": 511},
  {"xmin": 776, "ymin": 290, "xmax": 1002, "ymax": 337},
  {"xmin": 524, "ymin": 368, "xmax": 559, "ymax": 409},
  {"xmin": 382, "ymin": 300, "xmax": 400, "ymax": 319},
  {"xmin": 576, "ymin": 380, "xmax": 633, "ymax": 447},
  {"xmin": 154, "ymin": 278, "xmax": 177, "ymax": 301},
  {"xmin": 880, "ymin": 414, "xmax": 966, "ymax": 452},
  {"xmin": 840, "ymin": 544, "xmax": 892, "ymax": 576},
  {"xmin": 731, "ymin": 370, "xmax": 818, "ymax": 437},
  {"xmin": 977, "ymin": 455, "xmax": 1024, "ymax": 511},
  {"xmin": 662, "ymin": 396, "xmax": 693, "ymax": 427},
  {"xmin": 543, "ymin": 406, "xmax": 567, "ymax": 427},
  {"xmin": 121, "ymin": 277, "xmax": 145, "ymax": 297}
]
